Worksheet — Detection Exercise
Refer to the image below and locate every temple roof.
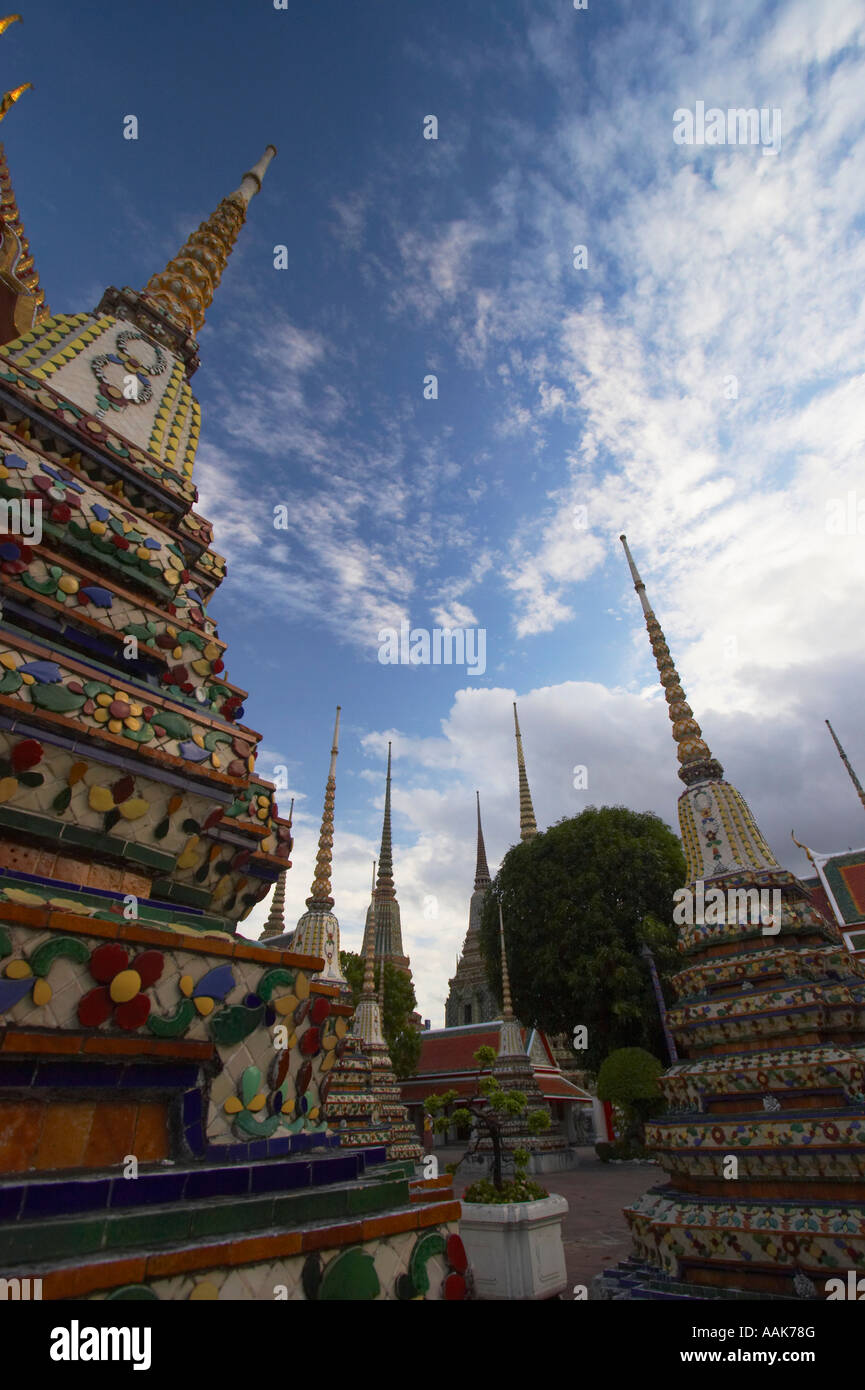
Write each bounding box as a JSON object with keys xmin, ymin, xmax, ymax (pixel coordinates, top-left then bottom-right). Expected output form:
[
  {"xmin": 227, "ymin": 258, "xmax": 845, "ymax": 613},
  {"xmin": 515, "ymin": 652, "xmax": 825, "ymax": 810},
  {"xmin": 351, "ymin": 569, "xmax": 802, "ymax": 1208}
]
[{"xmin": 400, "ymin": 1021, "xmax": 593, "ymax": 1104}]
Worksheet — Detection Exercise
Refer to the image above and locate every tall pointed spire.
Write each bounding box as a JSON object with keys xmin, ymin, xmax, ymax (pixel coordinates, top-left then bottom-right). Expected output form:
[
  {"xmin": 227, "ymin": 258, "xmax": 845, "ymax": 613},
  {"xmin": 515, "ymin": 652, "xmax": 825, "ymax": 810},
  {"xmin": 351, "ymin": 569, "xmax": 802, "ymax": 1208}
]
[
  {"xmin": 474, "ymin": 791, "xmax": 491, "ymax": 890},
  {"xmin": 141, "ymin": 145, "xmax": 276, "ymax": 339},
  {"xmin": 497, "ymin": 901, "xmax": 523, "ymax": 1055},
  {"xmin": 355, "ymin": 858, "xmax": 385, "ymax": 1048},
  {"xmin": 598, "ymin": 535, "xmax": 865, "ymax": 1302},
  {"xmin": 826, "ymin": 719, "xmax": 865, "ymax": 819},
  {"xmin": 293, "ymin": 709, "xmax": 348, "ymax": 992},
  {"xmin": 308, "ymin": 707, "xmax": 340, "ymax": 909},
  {"xmin": 513, "ymin": 702, "xmax": 538, "ymax": 840},
  {"xmin": 620, "ymin": 535, "xmax": 725, "ymax": 788},
  {"xmin": 445, "ymin": 792, "xmax": 497, "ymax": 1026},
  {"xmin": 368, "ymin": 742, "xmax": 413, "ymax": 990},
  {"xmin": 376, "ymin": 742, "xmax": 395, "ymax": 894}
]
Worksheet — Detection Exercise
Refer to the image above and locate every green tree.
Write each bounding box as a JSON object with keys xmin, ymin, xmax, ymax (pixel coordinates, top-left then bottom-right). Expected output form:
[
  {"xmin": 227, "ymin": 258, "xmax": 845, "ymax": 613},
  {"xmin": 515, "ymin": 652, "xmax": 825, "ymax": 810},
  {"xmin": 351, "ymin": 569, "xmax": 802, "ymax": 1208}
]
[
  {"xmin": 426, "ymin": 1046, "xmax": 550, "ymax": 1200},
  {"xmin": 340, "ymin": 952, "xmax": 421, "ymax": 1079},
  {"xmin": 478, "ymin": 805, "xmax": 685, "ymax": 1071},
  {"xmin": 597, "ymin": 1046, "xmax": 664, "ymax": 1152}
]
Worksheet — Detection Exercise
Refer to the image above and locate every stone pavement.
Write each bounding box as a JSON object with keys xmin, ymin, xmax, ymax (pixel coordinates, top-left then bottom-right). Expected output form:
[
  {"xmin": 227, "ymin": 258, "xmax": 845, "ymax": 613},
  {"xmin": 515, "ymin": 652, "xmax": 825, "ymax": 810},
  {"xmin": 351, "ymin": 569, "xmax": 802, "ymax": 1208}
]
[{"xmin": 436, "ymin": 1146, "xmax": 660, "ymax": 1294}]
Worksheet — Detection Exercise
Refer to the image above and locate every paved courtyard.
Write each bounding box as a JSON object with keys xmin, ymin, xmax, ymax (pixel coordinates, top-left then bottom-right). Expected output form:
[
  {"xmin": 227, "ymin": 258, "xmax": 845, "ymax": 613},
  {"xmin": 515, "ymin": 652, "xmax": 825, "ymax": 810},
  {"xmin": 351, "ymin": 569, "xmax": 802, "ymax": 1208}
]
[{"xmin": 437, "ymin": 1146, "xmax": 660, "ymax": 1292}]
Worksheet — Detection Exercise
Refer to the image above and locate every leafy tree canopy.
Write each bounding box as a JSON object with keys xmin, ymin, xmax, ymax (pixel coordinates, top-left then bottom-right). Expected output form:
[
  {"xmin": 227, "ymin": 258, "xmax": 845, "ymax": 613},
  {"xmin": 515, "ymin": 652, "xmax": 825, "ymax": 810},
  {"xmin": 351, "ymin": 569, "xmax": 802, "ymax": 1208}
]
[
  {"xmin": 340, "ymin": 952, "xmax": 421, "ymax": 1079},
  {"xmin": 596, "ymin": 1047, "xmax": 664, "ymax": 1105},
  {"xmin": 478, "ymin": 805, "xmax": 685, "ymax": 1070}
]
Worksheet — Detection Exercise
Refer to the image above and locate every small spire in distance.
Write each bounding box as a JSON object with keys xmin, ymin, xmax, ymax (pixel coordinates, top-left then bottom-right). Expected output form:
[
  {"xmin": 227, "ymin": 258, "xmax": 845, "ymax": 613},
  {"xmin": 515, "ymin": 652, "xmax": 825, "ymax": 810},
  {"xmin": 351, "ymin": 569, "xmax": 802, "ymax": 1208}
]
[{"xmin": 497, "ymin": 901, "xmax": 524, "ymax": 1058}]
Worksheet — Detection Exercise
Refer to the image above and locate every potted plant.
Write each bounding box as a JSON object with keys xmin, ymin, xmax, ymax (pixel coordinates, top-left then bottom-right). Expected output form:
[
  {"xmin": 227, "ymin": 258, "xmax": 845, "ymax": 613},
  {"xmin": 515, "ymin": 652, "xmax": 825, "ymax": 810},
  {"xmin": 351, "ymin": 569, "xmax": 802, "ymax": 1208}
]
[{"xmin": 425, "ymin": 1046, "xmax": 568, "ymax": 1300}]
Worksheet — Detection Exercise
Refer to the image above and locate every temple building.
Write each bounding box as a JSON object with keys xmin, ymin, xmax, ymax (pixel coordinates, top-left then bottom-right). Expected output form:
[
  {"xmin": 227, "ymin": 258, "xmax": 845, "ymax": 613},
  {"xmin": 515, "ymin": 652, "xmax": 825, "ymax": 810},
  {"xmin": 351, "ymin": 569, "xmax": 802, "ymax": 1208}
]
[
  {"xmin": 404, "ymin": 907, "xmax": 591, "ymax": 1165},
  {"xmin": 445, "ymin": 792, "xmax": 497, "ymax": 1027},
  {"xmin": 363, "ymin": 743, "xmax": 413, "ymax": 980},
  {"xmin": 593, "ymin": 537, "xmax": 865, "ymax": 1300},
  {"xmin": 0, "ymin": 76, "xmax": 462, "ymax": 1301}
]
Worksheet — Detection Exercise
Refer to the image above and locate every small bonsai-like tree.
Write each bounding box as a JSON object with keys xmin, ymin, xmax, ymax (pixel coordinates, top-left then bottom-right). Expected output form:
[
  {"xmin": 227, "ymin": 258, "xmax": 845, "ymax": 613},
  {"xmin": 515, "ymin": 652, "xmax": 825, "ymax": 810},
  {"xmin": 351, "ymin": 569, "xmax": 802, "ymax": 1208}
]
[
  {"xmin": 596, "ymin": 1046, "xmax": 664, "ymax": 1157},
  {"xmin": 425, "ymin": 1045, "xmax": 552, "ymax": 1202}
]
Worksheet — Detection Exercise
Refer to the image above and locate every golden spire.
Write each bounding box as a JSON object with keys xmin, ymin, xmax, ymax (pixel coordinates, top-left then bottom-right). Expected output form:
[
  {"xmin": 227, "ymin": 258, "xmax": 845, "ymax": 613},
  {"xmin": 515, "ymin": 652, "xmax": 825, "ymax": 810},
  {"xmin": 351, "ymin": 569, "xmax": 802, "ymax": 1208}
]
[
  {"xmin": 513, "ymin": 702, "xmax": 538, "ymax": 840},
  {"xmin": 620, "ymin": 535, "xmax": 724, "ymax": 787},
  {"xmin": 307, "ymin": 706, "xmax": 340, "ymax": 909},
  {"xmin": 141, "ymin": 145, "xmax": 276, "ymax": 337},
  {"xmin": 826, "ymin": 719, "xmax": 865, "ymax": 820},
  {"xmin": 258, "ymin": 799, "xmax": 293, "ymax": 942}
]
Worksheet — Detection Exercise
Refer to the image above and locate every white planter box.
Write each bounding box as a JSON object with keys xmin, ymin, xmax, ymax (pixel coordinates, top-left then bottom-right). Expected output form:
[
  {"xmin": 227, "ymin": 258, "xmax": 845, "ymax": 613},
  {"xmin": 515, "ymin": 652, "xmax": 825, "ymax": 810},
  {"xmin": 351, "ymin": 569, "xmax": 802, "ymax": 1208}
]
[{"xmin": 460, "ymin": 1194, "xmax": 568, "ymax": 1300}]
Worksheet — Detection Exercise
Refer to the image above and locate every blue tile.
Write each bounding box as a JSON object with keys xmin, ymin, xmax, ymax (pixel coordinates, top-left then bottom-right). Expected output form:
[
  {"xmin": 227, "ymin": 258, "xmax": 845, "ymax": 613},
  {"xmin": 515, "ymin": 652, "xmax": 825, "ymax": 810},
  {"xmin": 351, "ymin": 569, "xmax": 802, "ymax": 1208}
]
[
  {"xmin": 111, "ymin": 1172, "xmax": 186, "ymax": 1208},
  {"xmin": 251, "ymin": 1160, "xmax": 310, "ymax": 1193},
  {"xmin": 184, "ymin": 1166, "xmax": 249, "ymax": 1199},
  {"xmin": 247, "ymin": 1140, "xmax": 268, "ymax": 1161},
  {"xmin": 23, "ymin": 1177, "xmax": 111, "ymax": 1218},
  {"xmin": 184, "ymin": 1124, "xmax": 205, "ymax": 1155},
  {"xmin": 182, "ymin": 1089, "xmax": 203, "ymax": 1125},
  {"xmin": 119, "ymin": 1065, "xmax": 200, "ymax": 1088},
  {"xmin": 267, "ymin": 1137, "xmax": 291, "ymax": 1158},
  {"xmin": 0, "ymin": 1062, "xmax": 35, "ymax": 1086},
  {"xmin": 361, "ymin": 1146, "xmax": 387, "ymax": 1167},
  {"xmin": 311, "ymin": 1156, "xmax": 357, "ymax": 1185},
  {"xmin": 0, "ymin": 1185, "xmax": 24, "ymax": 1221},
  {"xmin": 38, "ymin": 1063, "xmax": 118, "ymax": 1088}
]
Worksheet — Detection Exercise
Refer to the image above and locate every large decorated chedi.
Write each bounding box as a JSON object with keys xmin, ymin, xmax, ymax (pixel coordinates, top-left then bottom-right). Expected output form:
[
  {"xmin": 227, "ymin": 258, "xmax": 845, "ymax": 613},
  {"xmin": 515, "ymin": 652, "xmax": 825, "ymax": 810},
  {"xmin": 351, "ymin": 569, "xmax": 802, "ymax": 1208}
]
[
  {"xmin": 0, "ymin": 134, "xmax": 463, "ymax": 1300},
  {"xmin": 594, "ymin": 538, "xmax": 865, "ymax": 1299}
]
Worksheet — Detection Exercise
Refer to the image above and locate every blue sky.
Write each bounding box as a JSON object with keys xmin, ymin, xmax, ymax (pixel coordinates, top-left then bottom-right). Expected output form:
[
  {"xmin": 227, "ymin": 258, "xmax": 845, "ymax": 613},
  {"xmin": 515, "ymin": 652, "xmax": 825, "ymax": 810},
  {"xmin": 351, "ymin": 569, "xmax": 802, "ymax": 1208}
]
[{"xmin": 8, "ymin": 0, "xmax": 865, "ymax": 1022}]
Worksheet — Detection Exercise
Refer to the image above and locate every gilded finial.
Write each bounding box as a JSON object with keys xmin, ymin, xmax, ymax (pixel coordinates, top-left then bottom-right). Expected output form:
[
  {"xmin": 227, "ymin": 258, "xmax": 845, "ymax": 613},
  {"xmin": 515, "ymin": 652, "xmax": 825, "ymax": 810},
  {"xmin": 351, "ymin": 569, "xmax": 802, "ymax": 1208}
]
[
  {"xmin": 791, "ymin": 829, "xmax": 819, "ymax": 877},
  {"xmin": 513, "ymin": 702, "xmax": 538, "ymax": 840},
  {"xmin": 619, "ymin": 535, "xmax": 724, "ymax": 787},
  {"xmin": 307, "ymin": 706, "xmax": 340, "ymax": 909},
  {"xmin": 141, "ymin": 144, "xmax": 277, "ymax": 337}
]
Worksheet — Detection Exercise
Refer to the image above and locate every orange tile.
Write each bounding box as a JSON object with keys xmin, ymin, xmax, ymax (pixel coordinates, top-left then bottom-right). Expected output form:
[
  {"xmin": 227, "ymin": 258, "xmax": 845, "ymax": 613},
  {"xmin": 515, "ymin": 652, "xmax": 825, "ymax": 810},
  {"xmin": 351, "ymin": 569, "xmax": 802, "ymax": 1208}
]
[
  {"xmin": 47, "ymin": 911, "xmax": 117, "ymax": 938},
  {"xmin": 233, "ymin": 942, "xmax": 291, "ymax": 965},
  {"xmin": 116, "ymin": 923, "xmax": 177, "ymax": 948},
  {"xmin": 84, "ymin": 1101, "xmax": 138, "ymax": 1167},
  {"xmin": 227, "ymin": 1231, "xmax": 302, "ymax": 1266},
  {"xmin": 121, "ymin": 870, "xmax": 152, "ymax": 897},
  {"xmin": 146, "ymin": 1242, "xmax": 235, "ymax": 1278},
  {"xmin": 0, "ymin": 902, "xmax": 49, "ymax": 928},
  {"xmin": 418, "ymin": 1200, "xmax": 461, "ymax": 1227},
  {"xmin": 2, "ymin": 1030, "xmax": 82, "ymax": 1055},
  {"xmin": 34, "ymin": 1100, "xmax": 94, "ymax": 1170},
  {"xmin": 132, "ymin": 1101, "xmax": 169, "ymax": 1162},
  {"xmin": 362, "ymin": 1210, "xmax": 418, "ymax": 1240},
  {"xmin": 43, "ymin": 1256, "xmax": 148, "ymax": 1302},
  {"xmin": 0, "ymin": 1100, "xmax": 44, "ymax": 1172},
  {"xmin": 301, "ymin": 1220, "xmax": 365, "ymax": 1252}
]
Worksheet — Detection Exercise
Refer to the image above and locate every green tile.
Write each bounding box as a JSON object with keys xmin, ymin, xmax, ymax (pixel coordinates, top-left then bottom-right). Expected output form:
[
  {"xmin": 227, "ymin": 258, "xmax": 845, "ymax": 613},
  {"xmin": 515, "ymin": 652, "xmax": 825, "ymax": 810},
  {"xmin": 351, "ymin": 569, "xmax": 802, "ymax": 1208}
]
[
  {"xmin": 1, "ymin": 1217, "xmax": 105, "ymax": 1265},
  {"xmin": 273, "ymin": 1187, "xmax": 347, "ymax": 1225},
  {"xmin": 346, "ymin": 1179, "xmax": 409, "ymax": 1215},
  {"xmin": 189, "ymin": 1198, "xmax": 274, "ymax": 1239},
  {"xmin": 105, "ymin": 1209, "xmax": 192, "ymax": 1249}
]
